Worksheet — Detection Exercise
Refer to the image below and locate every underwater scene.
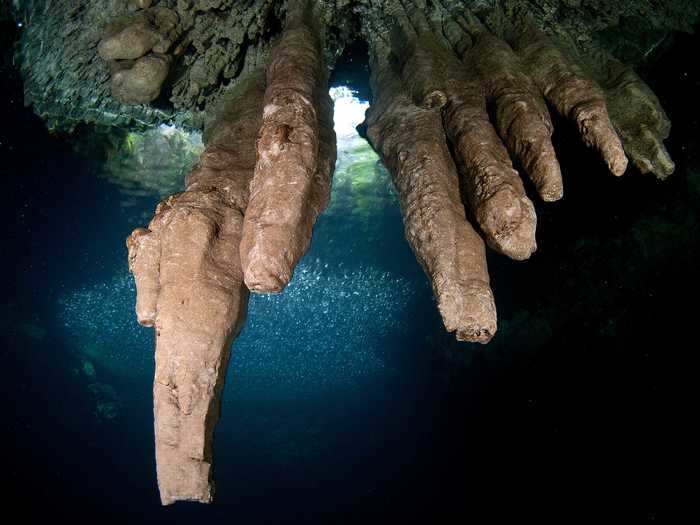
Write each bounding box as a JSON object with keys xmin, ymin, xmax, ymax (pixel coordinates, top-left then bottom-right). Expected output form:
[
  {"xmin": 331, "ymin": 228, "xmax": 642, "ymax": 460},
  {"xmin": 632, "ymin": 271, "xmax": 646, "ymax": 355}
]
[{"xmin": 3, "ymin": 1, "xmax": 699, "ymax": 522}]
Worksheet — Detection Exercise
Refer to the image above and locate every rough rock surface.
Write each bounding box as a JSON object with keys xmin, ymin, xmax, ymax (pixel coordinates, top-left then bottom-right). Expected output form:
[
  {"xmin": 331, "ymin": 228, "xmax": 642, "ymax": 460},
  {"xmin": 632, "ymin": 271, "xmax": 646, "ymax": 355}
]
[
  {"xmin": 14, "ymin": 1, "xmax": 698, "ymax": 130},
  {"xmin": 127, "ymin": 68, "xmax": 265, "ymax": 505},
  {"xmin": 365, "ymin": 46, "xmax": 497, "ymax": 343},
  {"xmin": 512, "ymin": 22, "xmax": 628, "ymax": 177},
  {"xmin": 240, "ymin": 0, "xmax": 336, "ymax": 293},
  {"xmin": 464, "ymin": 30, "xmax": 563, "ymax": 201},
  {"xmin": 97, "ymin": 7, "xmax": 178, "ymax": 104},
  {"xmin": 110, "ymin": 52, "xmax": 171, "ymax": 104}
]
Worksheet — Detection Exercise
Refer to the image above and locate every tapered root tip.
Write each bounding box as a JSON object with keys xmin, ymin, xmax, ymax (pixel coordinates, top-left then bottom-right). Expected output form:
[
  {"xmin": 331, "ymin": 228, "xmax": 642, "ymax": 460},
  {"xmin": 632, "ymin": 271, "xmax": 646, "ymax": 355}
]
[
  {"xmin": 607, "ymin": 146, "xmax": 629, "ymax": 177},
  {"xmin": 578, "ymin": 110, "xmax": 629, "ymax": 177},
  {"xmin": 536, "ymin": 170, "xmax": 564, "ymax": 202},
  {"xmin": 243, "ymin": 259, "xmax": 291, "ymax": 293},
  {"xmin": 440, "ymin": 281, "xmax": 497, "ymax": 344},
  {"xmin": 479, "ymin": 187, "xmax": 537, "ymax": 261},
  {"xmin": 633, "ymin": 128, "xmax": 675, "ymax": 179},
  {"xmin": 530, "ymin": 155, "xmax": 564, "ymax": 202},
  {"xmin": 457, "ymin": 325, "xmax": 495, "ymax": 344},
  {"xmin": 539, "ymin": 184, "xmax": 564, "ymax": 202},
  {"xmin": 455, "ymin": 316, "xmax": 496, "ymax": 344}
]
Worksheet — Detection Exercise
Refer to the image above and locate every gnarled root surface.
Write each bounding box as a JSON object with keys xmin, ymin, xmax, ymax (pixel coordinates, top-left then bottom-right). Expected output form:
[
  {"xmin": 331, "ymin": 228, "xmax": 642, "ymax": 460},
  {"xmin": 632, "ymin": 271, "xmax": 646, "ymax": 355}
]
[
  {"xmin": 512, "ymin": 24, "xmax": 629, "ymax": 177},
  {"xmin": 361, "ymin": 5, "xmax": 673, "ymax": 341},
  {"xmin": 126, "ymin": 73, "xmax": 265, "ymax": 505},
  {"xmin": 240, "ymin": 0, "xmax": 336, "ymax": 293},
  {"xmin": 466, "ymin": 32, "xmax": 563, "ymax": 202},
  {"xmin": 397, "ymin": 31, "xmax": 538, "ymax": 261},
  {"xmin": 600, "ymin": 58, "xmax": 675, "ymax": 179},
  {"xmin": 366, "ymin": 49, "xmax": 496, "ymax": 343}
]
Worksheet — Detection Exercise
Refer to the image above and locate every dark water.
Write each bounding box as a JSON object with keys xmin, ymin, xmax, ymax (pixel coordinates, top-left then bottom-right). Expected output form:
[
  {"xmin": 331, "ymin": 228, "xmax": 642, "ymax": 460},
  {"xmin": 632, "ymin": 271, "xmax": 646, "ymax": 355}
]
[{"xmin": 3, "ymin": 21, "xmax": 698, "ymax": 523}]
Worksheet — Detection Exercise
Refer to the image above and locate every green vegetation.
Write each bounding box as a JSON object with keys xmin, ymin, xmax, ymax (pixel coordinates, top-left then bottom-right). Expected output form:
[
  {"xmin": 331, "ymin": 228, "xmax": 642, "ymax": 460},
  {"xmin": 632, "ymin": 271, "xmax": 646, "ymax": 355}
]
[{"xmin": 100, "ymin": 125, "xmax": 204, "ymax": 199}]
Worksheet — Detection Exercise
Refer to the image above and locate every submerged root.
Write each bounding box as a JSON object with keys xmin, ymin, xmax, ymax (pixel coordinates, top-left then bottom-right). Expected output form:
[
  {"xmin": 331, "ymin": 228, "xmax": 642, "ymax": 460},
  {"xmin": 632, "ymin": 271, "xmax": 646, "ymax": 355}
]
[
  {"xmin": 240, "ymin": 0, "xmax": 336, "ymax": 293},
  {"xmin": 366, "ymin": 48, "xmax": 497, "ymax": 343},
  {"xmin": 127, "ymin": 73, "xmax": 265, "ymax": 505},
  {"xmin": 600, "ymin": 58, "xmax": 675, "ymax": 179},
  {"xmin": 512, "ymin": 23, "xmax": 628, "ymax": 177}
]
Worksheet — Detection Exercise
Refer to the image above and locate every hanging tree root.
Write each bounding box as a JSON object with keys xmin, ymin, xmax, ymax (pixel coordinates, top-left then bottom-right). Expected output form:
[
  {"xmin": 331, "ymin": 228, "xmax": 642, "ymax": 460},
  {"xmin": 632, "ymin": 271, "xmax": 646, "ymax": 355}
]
[
  {"xmin": 360, "ymin": 4, "xmax": 673, "ymax": 340},
  {"xmin": 463, "ymin": 30, "xmax": 563, "ymax": 202},
  {"xmin": 395, "ymin": 26, "xmax": 538, "ymax": 261},
  {"xmin": 508, "ymin": 21, "xmax": 672, "ymax": 179},
  {"xmin": 600, "ymin": 57, "xmax": 675, "ymax": 179},
  {"xmin": 365, "ymin": 46, "xmax": 496, "ymax": 343},
  {"xmin": 126, "ymin": 72, "xmax": 265, "ymax": 505},
  {"xmin": 240, "ymin": 0, "xmax": 336, "ymax": 293},
  {"xmin": 512, "ymin": 23, "xmax": 629, "ymax": 177}
]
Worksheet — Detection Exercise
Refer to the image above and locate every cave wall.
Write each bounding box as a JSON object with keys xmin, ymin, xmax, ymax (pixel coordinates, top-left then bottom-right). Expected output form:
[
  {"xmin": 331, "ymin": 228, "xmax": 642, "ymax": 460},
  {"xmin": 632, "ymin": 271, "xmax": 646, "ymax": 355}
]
[{"xmin": 12, "ymin": 0, "xmax": 698, "ymax": 132}]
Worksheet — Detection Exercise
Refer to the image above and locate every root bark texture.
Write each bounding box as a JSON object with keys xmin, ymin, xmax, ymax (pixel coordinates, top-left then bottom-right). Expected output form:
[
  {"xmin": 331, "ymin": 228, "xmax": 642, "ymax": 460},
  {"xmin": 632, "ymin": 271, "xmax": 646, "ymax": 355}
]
[
  {"xmin": 240, "ymin": 0, "xmax": 336, "ymax": 293},
  {"xmin": 127, "ymin": 73, "xmax": 265, "ymax": 505},
  {"xmin": 366, "ymin": 49, "xmax": 497, "ymax": 343}
]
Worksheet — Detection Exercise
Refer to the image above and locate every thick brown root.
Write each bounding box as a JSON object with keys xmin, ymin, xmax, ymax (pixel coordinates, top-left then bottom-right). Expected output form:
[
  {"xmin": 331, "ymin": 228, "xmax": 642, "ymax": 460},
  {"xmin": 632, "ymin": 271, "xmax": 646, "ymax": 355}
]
[
  {"xmin": 126, "ymin": 73, "xmax": 265, "ymax": 505},
  {"xmin": 601, "ymin": 58, "xmax": 675, "ymax": 179},
  {"xmin": 397, "ymin": 31, "xmax": 537, "ymax": 261},
  {"xmin": 395, "ymin": 32, "xmax": 449, "ymax": 109},
  {"xmin": 240, "ymin": 0, "xmax": 336, "ymax": 293},
  {"xmin": 366, "ymin": 50, "xmax": 496, "ymax": 343},
  {"xmin": 513, "ymin": 25, "xmax": 628, "ymax": 177},
  {"xmin": 467, "ymin": 33, "xmax": 563, "ymax": 202}
]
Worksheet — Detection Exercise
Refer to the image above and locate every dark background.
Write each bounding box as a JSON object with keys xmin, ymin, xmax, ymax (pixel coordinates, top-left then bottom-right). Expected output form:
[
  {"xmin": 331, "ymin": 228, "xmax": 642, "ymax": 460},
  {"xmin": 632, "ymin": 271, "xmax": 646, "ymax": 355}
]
[{"xmin": 2, "ymin": 7, "xmax": 697, "ymax": 523}]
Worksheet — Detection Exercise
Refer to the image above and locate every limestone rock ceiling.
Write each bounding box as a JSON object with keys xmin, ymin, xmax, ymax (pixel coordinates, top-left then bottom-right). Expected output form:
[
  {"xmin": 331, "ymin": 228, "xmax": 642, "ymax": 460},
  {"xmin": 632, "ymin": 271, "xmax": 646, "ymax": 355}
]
[{"xmin": 14, "ymin": 0, "xmax": 699, "ymax": 130}]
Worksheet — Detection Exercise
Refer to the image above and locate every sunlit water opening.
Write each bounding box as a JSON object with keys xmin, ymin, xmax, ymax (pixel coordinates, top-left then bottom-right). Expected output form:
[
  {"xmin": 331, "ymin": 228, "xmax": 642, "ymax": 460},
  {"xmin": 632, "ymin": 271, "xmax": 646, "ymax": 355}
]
[{"xmin": 56, "ymin": 85, "xmax": 429, "ymax": 413}]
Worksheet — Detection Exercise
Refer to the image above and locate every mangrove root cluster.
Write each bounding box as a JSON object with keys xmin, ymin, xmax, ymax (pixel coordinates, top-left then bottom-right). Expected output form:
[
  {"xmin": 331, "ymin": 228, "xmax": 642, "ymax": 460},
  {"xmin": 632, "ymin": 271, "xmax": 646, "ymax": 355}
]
[
  {"xmin": 119, "ymin": 0, "xmax": 677, "ymax": 506},
  {"xmin": 127, "ymin": 0, "xmax": 334, "ymax": 505},
  {"xmin": 365, "ymin": 50, "xmax": 497, "ymax": 343},
  {"xmin": 360, "ymin": 4, "xmax": 674, "ymax": 343}
]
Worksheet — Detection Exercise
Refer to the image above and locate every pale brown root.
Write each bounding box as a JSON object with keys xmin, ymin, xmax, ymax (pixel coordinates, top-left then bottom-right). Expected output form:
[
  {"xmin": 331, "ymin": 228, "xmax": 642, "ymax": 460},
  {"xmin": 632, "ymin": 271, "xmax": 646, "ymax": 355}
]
[
  {"xmin": 126, "ymin": 227, "xmax": 160, "ymax": 327},
  {"xmin": 467, "ymin": 33, "xmax": 563, "ymax": 202},
  {"xmin": 240, "ymin": 0, "xmax": 336, "ymax": 293},
  {"xmin": 513, "ymin": 25, "xmax": 628, "ymax": 177},
  {"xmin": 366, "ymin": 50, "xmax": 497, "ymax": 343},
  {"xmin": 126, "ymin": 73, "xmax": 265, "ymax": 505},
  {"xmin": 395, "ymin": 29, "xmax": 536, "ymax": 260},
  {"xmin": 443, "ymin": 78, "xmax": 537, "ymax": 258}
]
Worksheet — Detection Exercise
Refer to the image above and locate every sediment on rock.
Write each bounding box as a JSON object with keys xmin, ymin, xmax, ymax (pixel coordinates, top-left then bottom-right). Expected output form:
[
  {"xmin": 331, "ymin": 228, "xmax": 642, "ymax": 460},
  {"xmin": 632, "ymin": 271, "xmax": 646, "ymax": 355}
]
[
  {"xmin": 240, "ymin": 0, "xmax": 336, "ymax": 293},
  {"xmin": 126, "ymin": 71, "xmax": 266, "ymax": 505},
  {"xmin": 365, "ymin": 46, "xmax": 497, "ymax": 343}
]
